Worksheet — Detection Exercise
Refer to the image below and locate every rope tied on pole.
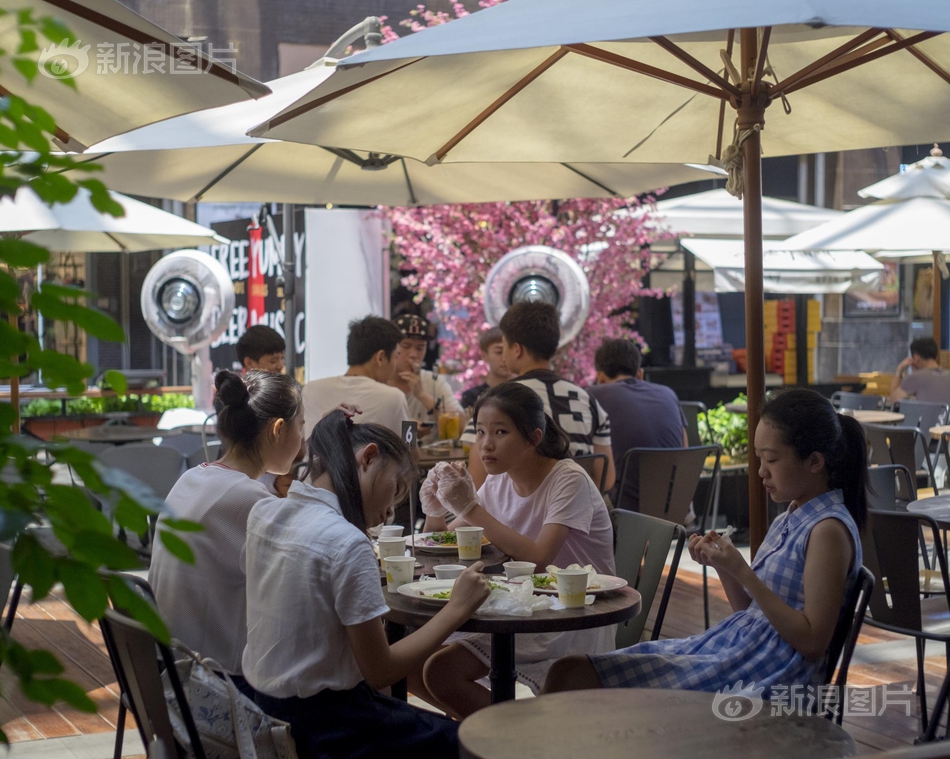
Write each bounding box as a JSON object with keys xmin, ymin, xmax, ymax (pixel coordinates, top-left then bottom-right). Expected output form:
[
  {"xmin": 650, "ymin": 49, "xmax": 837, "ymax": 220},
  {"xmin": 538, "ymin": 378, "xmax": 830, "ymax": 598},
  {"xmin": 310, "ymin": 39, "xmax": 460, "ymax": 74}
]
[{"xmin": 723, "ymin": 121, "xmax": 762, "ymax": 200}]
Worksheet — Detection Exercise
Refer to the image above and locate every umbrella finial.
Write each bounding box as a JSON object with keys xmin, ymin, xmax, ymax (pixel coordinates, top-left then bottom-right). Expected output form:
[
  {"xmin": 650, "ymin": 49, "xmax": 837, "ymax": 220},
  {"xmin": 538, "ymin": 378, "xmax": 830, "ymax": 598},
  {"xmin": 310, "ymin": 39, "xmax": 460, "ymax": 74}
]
[{"xmin": 932, "ymin": 143, "xmax": 943, "ymax": 158}]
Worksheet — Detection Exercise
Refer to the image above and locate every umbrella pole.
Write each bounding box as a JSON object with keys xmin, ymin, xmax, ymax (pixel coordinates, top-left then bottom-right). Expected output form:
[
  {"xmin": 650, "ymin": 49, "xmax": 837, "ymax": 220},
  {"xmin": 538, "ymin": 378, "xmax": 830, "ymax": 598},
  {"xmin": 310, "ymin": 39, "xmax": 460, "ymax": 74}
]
[
  {"xmin": 933, "ymin": 250, "xmax": 942, "ymax": 353},
  {"xmin": 739, "ymin": 30, "xmax": 768, "ymax": 556}
]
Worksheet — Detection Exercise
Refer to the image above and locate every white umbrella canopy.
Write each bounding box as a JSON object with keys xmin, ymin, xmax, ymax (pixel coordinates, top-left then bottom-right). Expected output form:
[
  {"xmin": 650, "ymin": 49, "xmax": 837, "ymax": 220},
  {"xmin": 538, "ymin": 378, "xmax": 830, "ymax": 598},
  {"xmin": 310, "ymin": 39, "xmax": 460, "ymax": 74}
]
[
  {"xmin": 0, "ymin": 0, "xmax": 270, "ymax": 152},
  {"xmin": 249, "ymin": 0, "xmax": 950, "ymax": 552},
  {"xmin": 859, "ymin": 144, "xmax": 950, "ymax": 201},
  {"xmin": 251, "ymin": 1, "xmax": 950, "ymax": 165},
  {"xmin": 644, "ymin": 188, "xmax": 841, "ymax": 245},
  {"xmin": 76, "ymin": 63, "xmax": 717, "ymax": 205},
  {"xmin": 0, "ymin": 185, "xmax": 228, "ymax": 251}
]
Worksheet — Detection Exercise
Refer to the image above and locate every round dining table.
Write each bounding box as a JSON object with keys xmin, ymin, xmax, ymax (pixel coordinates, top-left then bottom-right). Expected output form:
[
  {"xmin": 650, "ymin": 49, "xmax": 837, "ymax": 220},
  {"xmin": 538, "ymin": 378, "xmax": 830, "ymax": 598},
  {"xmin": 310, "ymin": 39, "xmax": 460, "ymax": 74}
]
[
  {"xmin": 907, "ymin": 494, "xmax": 950, "ymax": 529},
  {"xmin": 839, "ymin": 409, "xmax": 904, "ymax": 424},
  {"xmin": 384, "ymin": 585, "xmax": 641, "ymax": 703},
  {"xmin": 458, "ymin": 689, "xmax": 857, "ymax": 759}
]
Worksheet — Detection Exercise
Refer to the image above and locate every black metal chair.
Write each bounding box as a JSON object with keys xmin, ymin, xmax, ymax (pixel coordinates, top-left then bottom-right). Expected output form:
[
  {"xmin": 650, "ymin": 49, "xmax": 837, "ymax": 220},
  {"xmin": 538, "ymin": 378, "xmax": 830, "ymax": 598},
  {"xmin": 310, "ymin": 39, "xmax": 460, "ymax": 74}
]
[
  {"xmin": 894, "ymin": 400, "xmax": 948, "ymax": 481},
  {"xmin": 100, "ymin": 607, "xmax": 207, "ymax": 759},
  {"xmin": 617, "ymin": 444, "xmax": 721, "ymax": 628},
  {"xmin": 0, "ymin": 544, "xmax": 22, "ymax": 633},
  {"xmin": 573, "ymin": 453, "xmax": 608, "ymax": 495},
  {"xmin": 679, "ymin": 401, "xmax": 710, "ymax": 447},
  {"xmin": 831, "ymin": 391, "xmax": 885, "ymax": 411},
  {"xmin": 820, "ymin": 566, "xmax": 875, "ymax": 724},
  {"xmin": 862, "ymin": 510, "xmax": 950, "ymax": 734},
  {"xmin": 867, "ymin": 464, "xmax": 916, "ymax": 510},
  {"xmin": 611, "ymin": 510, "xmax": 685, "ymax": 647},
  {"xmin": 864, "ymin": 424, "xmax": 939, "ymax": 498}
]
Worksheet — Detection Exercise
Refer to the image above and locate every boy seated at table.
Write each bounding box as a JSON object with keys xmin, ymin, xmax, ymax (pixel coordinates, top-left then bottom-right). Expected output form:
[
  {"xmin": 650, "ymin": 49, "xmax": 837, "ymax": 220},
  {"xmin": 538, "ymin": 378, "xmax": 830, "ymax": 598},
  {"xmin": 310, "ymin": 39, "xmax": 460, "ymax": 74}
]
[{"xmin": 460, "ymin": 327, "xmax": 516, "ymax": 410}]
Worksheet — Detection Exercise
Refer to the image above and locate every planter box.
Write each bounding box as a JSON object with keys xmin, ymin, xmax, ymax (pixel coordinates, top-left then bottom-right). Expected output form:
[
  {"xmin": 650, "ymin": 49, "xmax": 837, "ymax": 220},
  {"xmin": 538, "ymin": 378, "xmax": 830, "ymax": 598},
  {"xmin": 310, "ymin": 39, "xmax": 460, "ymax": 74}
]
[{"xmin": 24, "ymin": 413, "xmax": 162, "ymax": 442}]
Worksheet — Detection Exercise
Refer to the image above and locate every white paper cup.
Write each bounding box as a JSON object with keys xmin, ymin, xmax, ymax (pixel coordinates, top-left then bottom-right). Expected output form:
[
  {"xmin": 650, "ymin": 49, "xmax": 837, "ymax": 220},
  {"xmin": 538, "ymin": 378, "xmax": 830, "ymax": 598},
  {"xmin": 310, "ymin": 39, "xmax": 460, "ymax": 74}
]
[
  {"xmin": 377, "ymin": 536, "xmax": 408, "ymax": 560},
  {"xmin": 379, "ymin": 525, "xmax": 405, "ymax": 538},
  {"xmin": 455, "ymin": 526, "xmax": 484, "ymax": 560},
  {"xmin": 382, "ymin": 556, "xmax": 416, "ymax": 593},
  {"xmin": 556, "ymin": 569, "xmax": 590, "ymax": 608},
  {"xmin": 434, "ymin": 564, "xmax": 466, "ymax": 580},
  {"xmin": 503, "ymin": 561, "xmax": 537, "ymax": 581}
]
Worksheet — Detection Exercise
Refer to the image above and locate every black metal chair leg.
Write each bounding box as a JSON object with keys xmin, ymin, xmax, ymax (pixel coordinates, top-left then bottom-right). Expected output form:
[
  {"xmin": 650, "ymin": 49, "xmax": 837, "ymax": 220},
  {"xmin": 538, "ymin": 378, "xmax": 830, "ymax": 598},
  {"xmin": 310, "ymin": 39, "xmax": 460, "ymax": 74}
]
[
  {"xmin": 702, "ymin": 565, "xmax": 710, "ymax": 630},
  {"xmin": 113, "ymin": 702, "xmax": 126, "ymax": 759},
  {"xmin": 918, "ymin": 637, "xmax": 929, "ymax": 734}
]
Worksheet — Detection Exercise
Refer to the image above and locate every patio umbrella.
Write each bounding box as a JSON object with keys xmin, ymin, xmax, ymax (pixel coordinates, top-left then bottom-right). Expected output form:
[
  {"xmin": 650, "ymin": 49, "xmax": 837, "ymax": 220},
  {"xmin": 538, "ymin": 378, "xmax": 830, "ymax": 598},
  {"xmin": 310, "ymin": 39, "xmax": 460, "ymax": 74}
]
[
  {"xmin": 250, "ymin": 0, "xmax": 950, "ymax": 551},
  {"xmin": 0, "ymin": 185, "xmax": 228, "ymax": 251},
  {"xmin": 783, "ymin": 145, "xmax": 950, "ymax": 345},
  {"xmin": 74, "ymin": 62, "xmax": 718, "ymax": 205},
  {"xmin": 0, "ymin": 0, "xmax": 270, "ymax": 151}
]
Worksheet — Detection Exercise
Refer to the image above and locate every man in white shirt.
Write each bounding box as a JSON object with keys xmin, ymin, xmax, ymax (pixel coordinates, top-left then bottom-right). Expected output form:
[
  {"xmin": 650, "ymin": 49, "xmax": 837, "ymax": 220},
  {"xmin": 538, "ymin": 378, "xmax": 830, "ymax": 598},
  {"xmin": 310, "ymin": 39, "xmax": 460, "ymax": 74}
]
[
  {"xmin": 302, "ymin": 316, "xmax": 411, "ymax": 437},
  {"xmin": 388, "ymin": 314, "xmax": 466, "ymax": 440}
]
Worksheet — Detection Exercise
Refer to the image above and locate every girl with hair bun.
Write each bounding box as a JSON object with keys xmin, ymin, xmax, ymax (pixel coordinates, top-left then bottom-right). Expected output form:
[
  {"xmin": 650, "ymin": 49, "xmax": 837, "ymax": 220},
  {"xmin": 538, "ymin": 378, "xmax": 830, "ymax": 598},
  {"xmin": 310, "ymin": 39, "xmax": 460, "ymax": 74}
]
[
  {"xmin": 149, "ymin": 370, "xmax": 303, "ymax": 694},
  {"xmin": 242, "ymin": 411, "xmax": 490, "ymax": 758},
  {"xmin": 417, "ymin": 381, "xmax": 616, "ymax": 718},
  {"xmin": 544, "ymin": 388, "xmax": 866, "ymax": 701}
]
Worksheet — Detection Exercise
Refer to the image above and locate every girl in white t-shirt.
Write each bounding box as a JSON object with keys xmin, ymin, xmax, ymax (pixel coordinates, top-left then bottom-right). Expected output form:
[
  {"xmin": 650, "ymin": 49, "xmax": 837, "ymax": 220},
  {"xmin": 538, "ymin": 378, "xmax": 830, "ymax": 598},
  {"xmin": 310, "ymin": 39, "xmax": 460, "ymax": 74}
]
[
  {"xmin": 243, "ymin": 410, "xmax": 491, "ymax": 759},
  {"xmin": 149, "ymin": 370, "xmax": 303, "ymax": 694},
  {"xmin": 419, "ymin": 382, "xmax": 615, "ymax": 718}
]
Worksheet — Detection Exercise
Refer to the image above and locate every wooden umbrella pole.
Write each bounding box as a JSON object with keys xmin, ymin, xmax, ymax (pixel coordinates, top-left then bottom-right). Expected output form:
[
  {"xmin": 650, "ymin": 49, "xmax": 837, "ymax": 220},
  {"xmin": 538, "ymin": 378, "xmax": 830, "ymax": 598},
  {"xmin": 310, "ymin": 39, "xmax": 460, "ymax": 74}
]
[
  {"xmin": 739, "ymin": 29, "xmax": 768, "ymax": 556},
  {"xmin": 934, "ymin": 251, "xmax": 942, "ymax": 353}
]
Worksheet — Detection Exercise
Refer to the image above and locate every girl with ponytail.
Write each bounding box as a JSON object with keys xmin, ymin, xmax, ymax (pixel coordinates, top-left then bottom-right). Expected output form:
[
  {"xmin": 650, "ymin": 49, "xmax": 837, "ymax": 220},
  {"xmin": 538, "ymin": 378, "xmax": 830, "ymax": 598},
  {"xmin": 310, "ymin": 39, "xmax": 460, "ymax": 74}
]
[
  {"xmin": 545, "ymin": 388, "xmax": 866, "ymax": 703},
  {"xmin": 242, "ymin": 411, "xmax": 490, "ymax": 759},
  {"xmin": 418, "ymin": 382, "xmax": 616, "ymax": 718},
  {"xmin": 149, "ymin": 370, "xmax": 303, "ymax": 693}
]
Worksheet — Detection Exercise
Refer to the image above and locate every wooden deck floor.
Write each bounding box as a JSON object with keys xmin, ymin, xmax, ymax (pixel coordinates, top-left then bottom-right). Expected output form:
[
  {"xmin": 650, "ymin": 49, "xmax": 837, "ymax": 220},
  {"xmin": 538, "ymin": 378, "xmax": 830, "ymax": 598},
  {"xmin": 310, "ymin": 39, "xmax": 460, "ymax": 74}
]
[{"xmin": 0, "ymin": 569, "xmax": 945, "ymax": 755}]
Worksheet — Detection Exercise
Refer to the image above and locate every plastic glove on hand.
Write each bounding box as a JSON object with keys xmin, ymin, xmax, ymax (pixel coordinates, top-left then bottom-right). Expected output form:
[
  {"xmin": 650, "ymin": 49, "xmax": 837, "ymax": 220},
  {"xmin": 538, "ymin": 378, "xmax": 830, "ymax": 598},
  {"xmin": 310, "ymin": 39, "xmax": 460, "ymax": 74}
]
[
  {"xmin": 436, "ymin": 465, "xmax": 479, "ymax": 519},
  {"xmin": 420, "ymin": 470, "xmax": 449, "ymax": 518}
]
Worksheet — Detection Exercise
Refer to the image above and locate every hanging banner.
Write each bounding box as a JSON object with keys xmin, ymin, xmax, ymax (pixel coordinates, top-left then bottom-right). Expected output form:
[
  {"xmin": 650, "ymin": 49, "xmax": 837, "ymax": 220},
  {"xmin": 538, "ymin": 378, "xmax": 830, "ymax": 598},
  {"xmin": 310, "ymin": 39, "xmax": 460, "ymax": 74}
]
[{"xmin": 207, "ymin": 210, "xmax": 306, "ymax": 373}]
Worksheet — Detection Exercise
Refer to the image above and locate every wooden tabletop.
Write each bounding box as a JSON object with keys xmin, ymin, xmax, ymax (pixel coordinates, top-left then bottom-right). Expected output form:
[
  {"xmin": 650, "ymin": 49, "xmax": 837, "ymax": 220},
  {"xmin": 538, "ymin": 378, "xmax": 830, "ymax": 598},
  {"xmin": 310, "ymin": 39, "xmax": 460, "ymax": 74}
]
[
  {"xmin": 724, "ymin": 402, "xmax": 748, "ymax": 414},
  {"xmin": 0, "ymin": 385, "xmax": 192, "ymax": 401},
  {"xmin": 59, "ymin": 426, "xmax": 182, "ymax": 442},
  {"xmin": 840, "ymin": 409, "xmax": 904, "ymax": 424},
  {"xmin": 459, "ymin": 689, "xmax": 856, "ymax": 759},
  {"xmin": 931, "ymin": 425, "xmax": 950, "ymax": 440},
  {"xmin": 385, "ymin": 585, "xmax": 640, "ymax": 635}
]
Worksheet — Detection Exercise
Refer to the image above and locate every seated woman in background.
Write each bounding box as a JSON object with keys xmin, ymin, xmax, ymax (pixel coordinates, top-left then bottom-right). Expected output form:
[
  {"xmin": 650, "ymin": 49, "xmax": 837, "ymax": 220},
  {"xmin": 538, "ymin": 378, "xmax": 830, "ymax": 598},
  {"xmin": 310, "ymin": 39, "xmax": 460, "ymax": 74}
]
[
  {"xmin": 243, "ymin": 411, "xmax": 490, "ymax": 759},
  {"xmin": 418, "ymin": 382, "xmax": 615, "ymax": 718},
  {"xmin": 544, "ymin": 388, "xmax": 865, "ymax": 699},
  {"xmin": 148, "ymin": 369, "xmax": 303, "ymax": 694}
]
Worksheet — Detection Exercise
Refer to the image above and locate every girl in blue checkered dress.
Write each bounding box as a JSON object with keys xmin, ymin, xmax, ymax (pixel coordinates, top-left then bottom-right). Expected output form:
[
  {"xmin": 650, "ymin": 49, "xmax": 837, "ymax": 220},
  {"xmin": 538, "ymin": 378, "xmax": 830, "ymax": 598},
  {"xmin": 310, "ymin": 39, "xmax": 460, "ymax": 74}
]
[{"xmin": 544, "ymin": 388, "xmax": 867, "ymax": 697}]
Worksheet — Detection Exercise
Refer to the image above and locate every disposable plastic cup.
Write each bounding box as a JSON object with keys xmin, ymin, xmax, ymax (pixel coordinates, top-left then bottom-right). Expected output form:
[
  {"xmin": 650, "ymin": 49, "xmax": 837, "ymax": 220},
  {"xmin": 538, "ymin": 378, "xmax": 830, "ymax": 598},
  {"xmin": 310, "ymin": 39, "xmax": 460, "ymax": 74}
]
[
  {"xmin": 455, "ymin": 526, "xmax": 484, "ymax": 560},
  {"xmin": 434, "ymin": 564, "xmax": 466, "ymax": 580},
  {"xmin": 503, "ymin": 561, "xmax": 537, "ymax": 581},
  {"xmin": 382, "ymin": 556, "xmax": 416, "ymax": 593},
  {"xmin": 377, "ymin": 536, "xmax": 408, "ymax": 560},
  {"xmin": 379, "ymin": 525, "xmax": 405, "ymax": 538},
  {"xmin": 556, "ymin": 569, "xmax": 590, "ymax": 608}
]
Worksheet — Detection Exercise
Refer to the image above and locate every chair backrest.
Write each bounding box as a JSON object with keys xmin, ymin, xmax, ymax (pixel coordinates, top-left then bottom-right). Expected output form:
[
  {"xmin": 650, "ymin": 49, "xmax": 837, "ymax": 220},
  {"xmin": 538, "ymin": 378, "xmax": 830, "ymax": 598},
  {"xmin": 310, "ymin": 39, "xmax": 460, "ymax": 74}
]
[
  {"xmin": 573, "ymin": 453, "xmax": 608, "ymax": 494},
  {"xmin": 832, "ymin": 391, "xmax": 884, "ymax": 411},
  {"xmin": 611, "ymin": 510, "xmax": 685, "ymax": 647},
  {"xmin": 821, "ymin": 566, "xmax": 874, "ymax": 724},
  {"xmin": 157, "ymin": 408, "xmax": 210, "ymax": 430},
  {"xmin": 99, "ymin": 610, "xmax": 206, "ymax": 759},
  {"xmin": 679, "ymin": 401, "xmax": 709, "ymax": 447},
  {"xmin": 187, "ymin": 440, "xmax": 222, "ymax": 469},
  {"xmin": 618, "ymin": 445, "xmax": 720, "ymax": 525},
  {"xmin": 159, "ymin": 433, "xmax": 206, "ymax": 458},
  {"xmin": 866, "ymin": 464, "xmax": 916, "ymax": 511},
  {"xmin": 99, "ymin": 444, "xmax": 185, "ymax": 500},
  {"xmin": 862, "ymin": 510, "xmax": 950, "ymax": 632},
  {"xmin": 867, "ymin": 424, "xmax": 938, "ymax": 493},
  {"xmin": 894, "ymin": 400, "xmax": 948, "ymax": 470}
]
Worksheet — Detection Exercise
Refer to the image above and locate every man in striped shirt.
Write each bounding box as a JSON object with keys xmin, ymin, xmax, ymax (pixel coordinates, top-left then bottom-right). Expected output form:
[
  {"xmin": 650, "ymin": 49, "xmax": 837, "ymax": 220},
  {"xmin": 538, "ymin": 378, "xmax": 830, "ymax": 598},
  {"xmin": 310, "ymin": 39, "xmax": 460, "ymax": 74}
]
[{"xmin": 460, "ymin": 302, "xmax": 615, "ymax": 490}]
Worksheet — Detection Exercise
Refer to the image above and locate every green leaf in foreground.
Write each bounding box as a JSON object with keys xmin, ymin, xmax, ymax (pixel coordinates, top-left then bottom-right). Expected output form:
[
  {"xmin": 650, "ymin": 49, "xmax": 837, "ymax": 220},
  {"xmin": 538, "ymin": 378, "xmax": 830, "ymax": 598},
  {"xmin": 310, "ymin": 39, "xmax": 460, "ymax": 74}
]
[
  {"xmin": 159, "ymin": 530, "xmax": 195, "ymax": 564},
  {"xmin": 103, "ymin": 370, "xmax": 127, "ymax": 395},
  {"xmin": 107, "ymin": 576, "xmax": 170, "ymax": 645},
  {"xmin": 56, "ymin": 560, "xmax": 108, "ymax": 622}
]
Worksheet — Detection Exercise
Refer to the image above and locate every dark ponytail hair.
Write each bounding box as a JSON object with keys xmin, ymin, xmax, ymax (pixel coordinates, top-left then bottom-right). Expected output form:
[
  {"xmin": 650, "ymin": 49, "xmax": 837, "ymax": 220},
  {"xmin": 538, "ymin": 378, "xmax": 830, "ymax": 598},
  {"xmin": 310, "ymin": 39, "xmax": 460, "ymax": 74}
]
[
  {"xmin": 214, "ymin": 370, "xmax": 302, "ymax": 460},
  {"xmin": 473, "ymin": 382, "xmax": 571, "ymax": 460},
  {"xmin": 303, "ymin": 410, "xmax": 414, "ymax": 534},
  {"xmin": 760, "ymin": 388, "xmax": 867, "ymax": 529}
]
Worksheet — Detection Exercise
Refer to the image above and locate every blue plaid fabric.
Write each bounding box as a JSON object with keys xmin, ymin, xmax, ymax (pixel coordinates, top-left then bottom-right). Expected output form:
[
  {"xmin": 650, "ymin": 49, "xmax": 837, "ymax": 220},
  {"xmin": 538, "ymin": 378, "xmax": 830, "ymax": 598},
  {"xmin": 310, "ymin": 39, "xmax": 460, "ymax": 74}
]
[{"xmin": 591, "ymin": 490, "xmax": 861, "ymax": 696}]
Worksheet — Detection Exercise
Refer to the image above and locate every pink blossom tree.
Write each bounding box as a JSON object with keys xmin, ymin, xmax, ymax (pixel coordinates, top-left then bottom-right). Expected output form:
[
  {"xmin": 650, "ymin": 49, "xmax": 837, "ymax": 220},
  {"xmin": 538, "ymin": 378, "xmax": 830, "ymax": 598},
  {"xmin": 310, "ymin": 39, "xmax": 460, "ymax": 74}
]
[{"xmin": 383, "ymin": 2, "xmax": 672, "ymax": 386}]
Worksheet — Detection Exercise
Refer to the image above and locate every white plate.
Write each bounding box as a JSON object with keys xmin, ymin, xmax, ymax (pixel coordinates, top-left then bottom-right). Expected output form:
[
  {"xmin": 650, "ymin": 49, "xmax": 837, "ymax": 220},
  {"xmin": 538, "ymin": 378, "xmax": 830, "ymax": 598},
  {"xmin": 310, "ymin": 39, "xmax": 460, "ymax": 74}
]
[
  {"xmin": 397, "ymin": 579, "xmax": 456, "ymax": 604},
  {"xmin": 511, "ymin": 573, "xmax": 628, "ymax": 595},
  {"xmin": 408, "ymin": 532, "xmax": 492, "ymax": 554}
]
